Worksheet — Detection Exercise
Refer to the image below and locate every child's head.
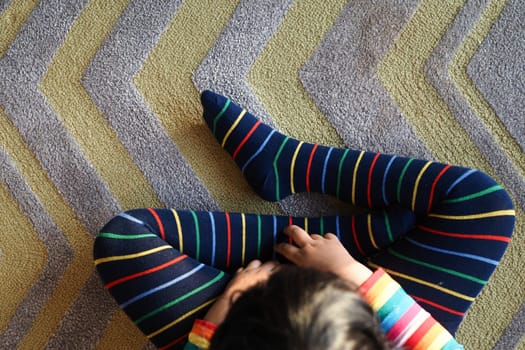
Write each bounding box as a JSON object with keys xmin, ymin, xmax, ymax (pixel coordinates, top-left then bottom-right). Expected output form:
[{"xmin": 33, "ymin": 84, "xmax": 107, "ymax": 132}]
[{"xmin": 210, "ymin": 266, "xmax": 391, "ymax": 350}]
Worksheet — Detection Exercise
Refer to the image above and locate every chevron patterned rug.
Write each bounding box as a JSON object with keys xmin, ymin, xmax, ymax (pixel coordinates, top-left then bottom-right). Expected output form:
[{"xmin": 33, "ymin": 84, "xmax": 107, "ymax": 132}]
[{"xmin": 0, "ymin": 0, "xmax": 523, "ymax": 349}]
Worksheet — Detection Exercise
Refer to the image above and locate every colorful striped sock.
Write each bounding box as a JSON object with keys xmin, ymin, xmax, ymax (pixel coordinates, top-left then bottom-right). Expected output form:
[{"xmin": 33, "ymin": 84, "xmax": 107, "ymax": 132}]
[{"xmin": 201, "ymin": 90, "xmax": 362, "ymax": 203}]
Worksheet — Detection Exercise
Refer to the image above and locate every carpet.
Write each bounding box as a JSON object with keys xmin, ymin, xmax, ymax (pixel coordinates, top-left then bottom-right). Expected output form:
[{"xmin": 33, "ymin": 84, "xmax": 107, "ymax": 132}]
[{"xmin": 0, "ymin": 0, "xmax": 523, "ymax": 349}]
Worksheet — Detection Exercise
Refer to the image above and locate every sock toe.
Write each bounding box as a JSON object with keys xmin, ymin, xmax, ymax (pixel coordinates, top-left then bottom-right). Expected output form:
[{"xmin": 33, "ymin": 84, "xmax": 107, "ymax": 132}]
[{"xmin": 201, "ymin": 90, "xmax": 229, "ymax": 127}]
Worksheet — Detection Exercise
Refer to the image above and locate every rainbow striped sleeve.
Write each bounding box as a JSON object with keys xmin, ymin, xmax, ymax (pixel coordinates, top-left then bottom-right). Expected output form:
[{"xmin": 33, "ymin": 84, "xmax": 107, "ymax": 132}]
[
  {"xmin": 358, "ymin": 269, "xmax": 464, "ymax": 349},
  {"xmin": 184, "ymin": 319, "xmax": 217, "ymax": 350}
]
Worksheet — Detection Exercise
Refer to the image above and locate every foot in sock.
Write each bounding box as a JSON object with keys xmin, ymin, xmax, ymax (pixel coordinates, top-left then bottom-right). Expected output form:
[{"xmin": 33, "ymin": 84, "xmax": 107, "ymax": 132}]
[{"xmin": 201, "ymin": 90, "xmax": 373, "ymax": 205}]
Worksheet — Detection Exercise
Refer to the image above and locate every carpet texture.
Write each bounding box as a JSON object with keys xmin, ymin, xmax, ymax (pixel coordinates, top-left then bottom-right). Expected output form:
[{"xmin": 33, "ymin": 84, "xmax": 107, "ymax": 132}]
[{"xmin": 0, "ymin": 0, "xmax": 523, "ymax": 349}]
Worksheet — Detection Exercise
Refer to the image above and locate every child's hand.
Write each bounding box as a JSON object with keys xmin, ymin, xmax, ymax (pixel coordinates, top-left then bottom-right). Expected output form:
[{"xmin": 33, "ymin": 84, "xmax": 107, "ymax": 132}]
[
  {"xmin": 275, "ymin": 225, "xmax": 372, "ymax": 286},
  {"xmin": 204, "ymin": 259, "xmax": 278, "ymax": 325}
]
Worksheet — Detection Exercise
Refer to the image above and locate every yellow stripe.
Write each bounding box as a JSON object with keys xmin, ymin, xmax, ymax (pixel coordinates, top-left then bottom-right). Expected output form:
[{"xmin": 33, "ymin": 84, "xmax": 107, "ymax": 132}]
[
  {"xmin": 412, "ymin": 161, "xmax": 432, "ymax": 210},
  {"xmin": 427, "ymin": 328, "xmax": 453, "ymax": 350},
  {"xmin": 304, "ymin": 217, "xmax": 308, "ymax": 233},
  {"xmin": 368, "ymin": 263, "xmax": 475, "ymax": 301},
  {"xmin": 147, "ymin": 298, "xmax": 216, "ymax": 339},
  {"xmin": 428, "ymin": 209, "xmax": 515, "ymax": 220},
  {"xmin": 241, "ymin": 213, "xmax": 246, "ymax": 265},
  {"xmin": 367, "ymin": 214, "xmax": 379, "ymax": 250},
  {"xmin": 352, "ymin": 151, "xmax": 365, "ymax": 205},
  {"xmin": 221, "ymin": 109, "xmax": 246, "ymax": 148},
  {"xmin": 367, "ymin": 276, "xmax": 400, "ymax": 310},
  {"xmin": 0, "ymin": 0, "xmax": 38, "ymax": 56},
  {"xmin": 171, "ymin": 209, "xmax": 183, "ymax": 252},
  {"xmin": 94, "ymin": 245, "xmax": 172, "ymax": 266},
  {"xmin": 290, "ymin": 141, "xmax": 304, "ymax": 194}
]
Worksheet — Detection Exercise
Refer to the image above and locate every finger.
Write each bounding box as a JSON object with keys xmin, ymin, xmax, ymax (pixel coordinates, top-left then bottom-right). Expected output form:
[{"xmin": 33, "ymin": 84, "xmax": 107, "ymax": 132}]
[
  {"xmin": 274, "ymin": 243, "xmax": 301, "ymax": 261},
  {"xmin": 283, "ymin": 225, "xmax": 311, "ymax": 247},
  {"xmin": 260, "ymin": 260, "xmax": 280, "ymax": 271},
  {"xmin": 310, "ymin": 234, "xmax": 323, "ymax": 240},
  {"xmin": 236, "ymin": 267, "xmax": 244, "ymax": 273},
  {"xmin": 324, "ymin": 233, "xmax": 338, "ymax": 240},
  {"xmin": 245, "ymin": 259, "xmax": 262, "ymax": 270}
]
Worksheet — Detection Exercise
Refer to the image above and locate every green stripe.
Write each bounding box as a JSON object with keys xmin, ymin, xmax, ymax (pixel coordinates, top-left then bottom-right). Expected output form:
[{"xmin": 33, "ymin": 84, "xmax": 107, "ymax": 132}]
[
  {"xmin": 212, "ymin": 99, "xmax": 231, "ymax": 134},
  {"xmin": 257, "ymin": 214, "xmax": 262, "ymax": 258},
  {"xmin": 191, "ymin": 211, "xmax": 200, "ymax": 260},
  {"xmin": 383, "ymin": 211, "xmax": 393, "ymax": 243},
  {"xmin": 319, "ymin": 216, "xmax": 324, "ymax": 235},
  {"xmin": 396, "ymin": 158, "xmax": 414, "ymax": 203},
  {"xmin": 97, "ymin": 232, "xmax": 157, "ymax": 240},
  {"xmin": 273, "ymin": 137, "xmax": 289, "ymax": 201},
  {"xmin": 135, "ymin": 271, "xmax": 225, "ymax": 325},
  {"xmin": 442, "ymin": 185, "xmax": 504, "ymax": 204},
  {"xmin": 388, "ymin": 248, "xmax": 486, "ymax": 285},
  {"xmin": 336, "ymin": 149, "xmax": 350, "ymax": 198}
]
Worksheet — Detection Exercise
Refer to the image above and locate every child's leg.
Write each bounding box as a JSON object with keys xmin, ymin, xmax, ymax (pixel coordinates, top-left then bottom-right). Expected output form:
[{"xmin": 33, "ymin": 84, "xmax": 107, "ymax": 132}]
[
  {"xmin": 201, "ymin": 90, "xmax": 515, "ymax": 334},
  {"xmin": 94, "ymin": 214, "xmax": 230, "ymax": 349},
  {"xmin": 94, "ymin": 207, "xmax": 414, "ymax": 348}
]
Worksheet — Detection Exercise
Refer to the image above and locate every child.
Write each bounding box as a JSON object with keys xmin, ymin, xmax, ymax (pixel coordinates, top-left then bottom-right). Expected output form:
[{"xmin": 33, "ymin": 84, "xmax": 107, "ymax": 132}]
[{"xmin": 94, "ymin": 91, "xmax": 515, "ymax": 349}]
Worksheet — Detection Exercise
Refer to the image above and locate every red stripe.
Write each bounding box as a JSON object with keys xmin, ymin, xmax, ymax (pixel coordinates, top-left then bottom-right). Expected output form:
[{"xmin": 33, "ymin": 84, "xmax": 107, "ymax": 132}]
[
  {"xmin": 352, "ymin": 216, "xmax": 365, "ymax": 256},
  {"xmin": 147, "ymin": 208, "xmax": 165, "ymax": 241},
  {"xmin": 106, "ymin": 255, "xmax": 187, "ymax": 289},
  {"xmin": 404, "ymin": 315, "xmax": 434, "ymax": 348},
  {"xmin": 411, "ymin": 295, "xmax": 465, "ymax": 316},
  {"xmin": 427, "ymin": 164, "xmax": 451, "ymax": 213},
  {"xmin": 232, "ymin": 120, "xmax": 261, "ymax": 160},
  {"xmin": 289, "ymin": 216, "xmax": 293, "ymax": 244},
  {"xmin": 418, "ymin": 225, "xmax": 511, "ymax": 242},
  {"xmin": 225, "ymin": 212, "xmax": 231, "ymax": 268},
  {"xmin": 305, "ymin": 144, "xmax": 318, "ymax": 192},
  {"xmin": 367, "ymin": 153, "xmax": 381, "ymax": 207},
  {"xmin": 158, "ymin": 332, "xmax": 189, "ymax": 350}
]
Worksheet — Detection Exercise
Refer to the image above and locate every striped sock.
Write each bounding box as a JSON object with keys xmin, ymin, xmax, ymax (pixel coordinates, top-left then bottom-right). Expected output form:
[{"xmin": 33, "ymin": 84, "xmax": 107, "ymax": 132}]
[{"xmin": 201, "ymin": 90, "xmax": 357, "ymax": 202}]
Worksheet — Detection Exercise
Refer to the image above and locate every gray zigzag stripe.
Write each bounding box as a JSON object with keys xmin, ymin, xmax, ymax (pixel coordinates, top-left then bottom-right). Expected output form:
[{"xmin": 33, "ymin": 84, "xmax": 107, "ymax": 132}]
[
  {"xmin": 0, "ymin": 0, "xmax": 12, "ymax": 14},
  {"xmin": 83, "ymin": 0, "xmax": 216, "ymax": 211},
  {"xmin": 468, "ymin": 0, "xmax": 525, "ymax": 151},
  {"xmin": 0, "ymin": 0, "xmax": 120, "ymax": 234},
  {"xmin": 300, "ymin": 0, "xmax": 430, "ymax": 159},
  {"xmin": 45, "ymin": 273, "xmax": 119, "ymax": 349},
  {"xmin": 193, "ymin": 0, "xmax": 294, "ymax": 127},
  {"xmin": 0, "ymin": 148, "xmax": 72, "ymax": 348},
  {"xmin": 425, "ymin": 0, "xmax": 525, "ymax": 210},
  {"xmin": 193, "ymin": 0, "xmax": 345, "ymax": 217},
  {"xmin": 493, "ymin": 301, "xmax": 525, "ymax": 350}
]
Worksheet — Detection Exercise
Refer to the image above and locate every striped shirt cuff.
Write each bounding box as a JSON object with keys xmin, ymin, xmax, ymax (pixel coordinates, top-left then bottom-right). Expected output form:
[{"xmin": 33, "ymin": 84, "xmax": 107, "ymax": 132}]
[
  {"xmin": 185, "ymin": 319, "xmax": 218, "ymax": 350},
  {"xmin": 358, "ymin": 268, "xmax": 463, "ymax": 349}
]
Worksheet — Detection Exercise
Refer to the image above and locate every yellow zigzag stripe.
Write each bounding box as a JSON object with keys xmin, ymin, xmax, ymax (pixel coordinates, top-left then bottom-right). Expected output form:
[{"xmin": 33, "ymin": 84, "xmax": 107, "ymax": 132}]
[
  {"xmin": 248, "ymin": 0, "xmax": 347, "ymax": 147},
  {"xmin": 450, "ymin": 0, "xmax": 525, "ymax": 178},
  {"xmin": 0, "ymin": 111, "xmax": 94, "ymax": 349},
  {"xmin": 0, "ymin": 0, "xmax": 38, "ymax": 56},
  {"xmin": 134, "ymin": 0, "xmax": 279, "ymax": 214},
  {"xmin": 0, "ymin": 180, "xmax": 47, "ymax": 332},
  {"xmin": 40, "ymin": 0, "xmax": 162, "ymax": 210},
  {"xmin": 377, "ymin": 0, "xmax": 495, "ymax": 176}
]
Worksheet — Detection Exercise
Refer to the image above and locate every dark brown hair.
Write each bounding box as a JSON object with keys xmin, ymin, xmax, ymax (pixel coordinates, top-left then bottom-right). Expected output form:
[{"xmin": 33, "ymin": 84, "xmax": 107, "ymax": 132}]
[{"xmin": 210, "ymin": 266, "xmax": 391, "ymax": 350}]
